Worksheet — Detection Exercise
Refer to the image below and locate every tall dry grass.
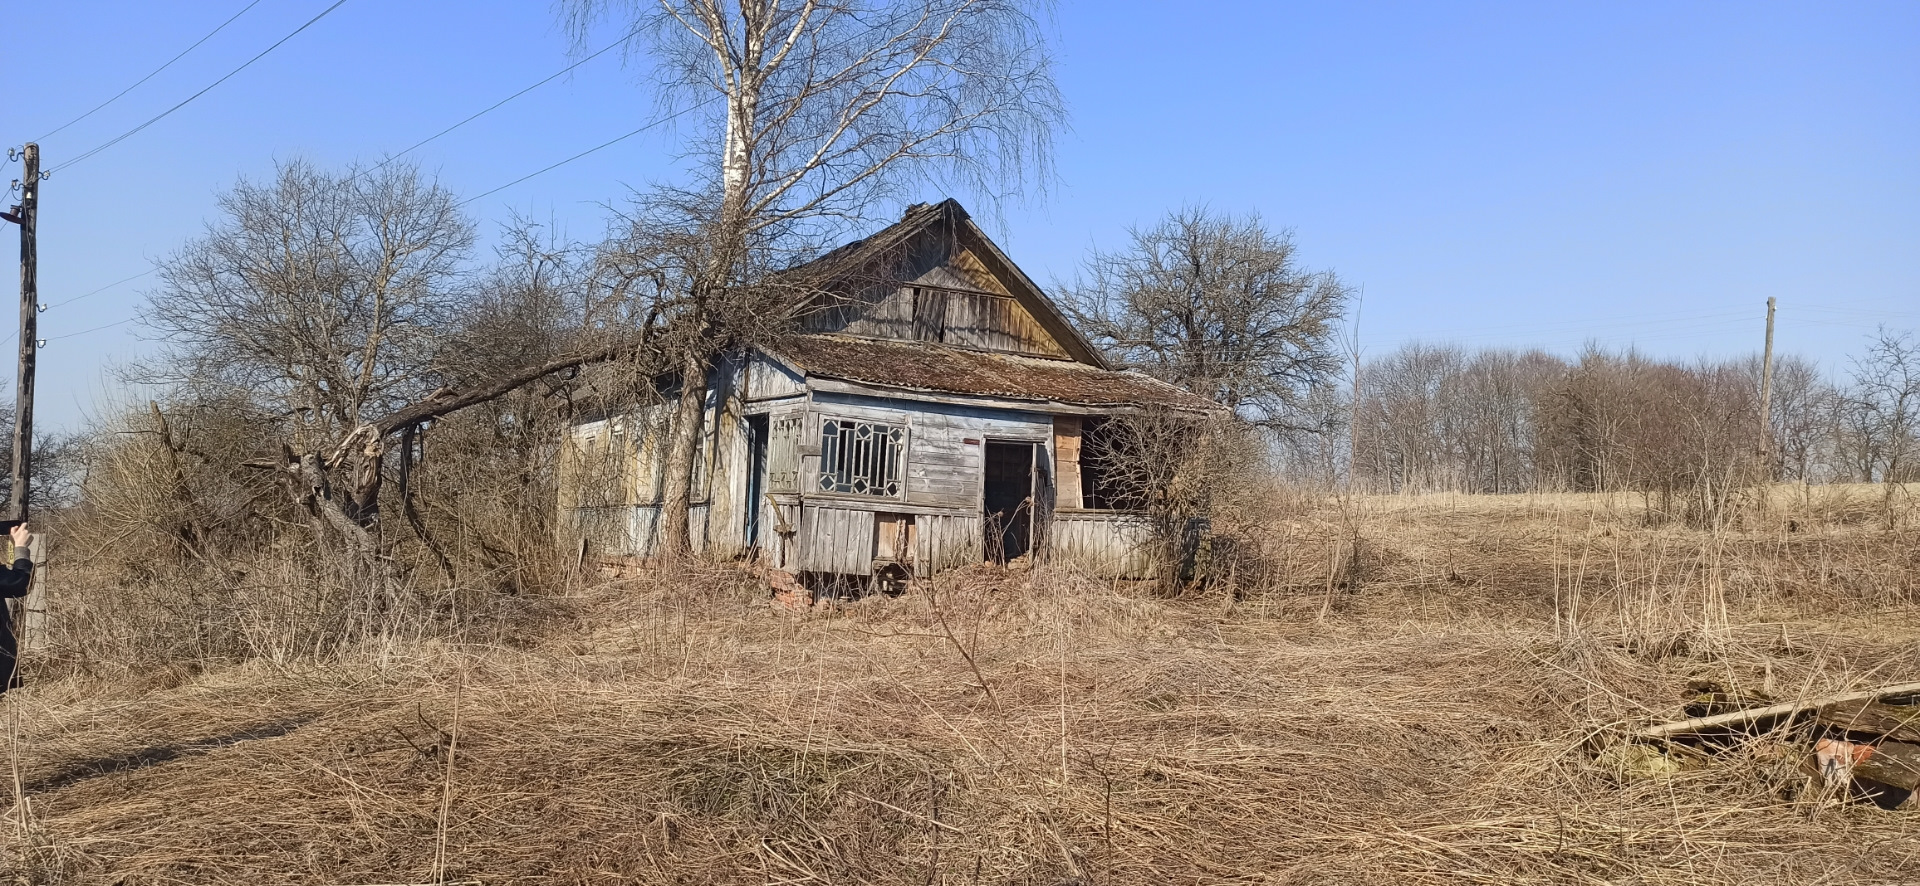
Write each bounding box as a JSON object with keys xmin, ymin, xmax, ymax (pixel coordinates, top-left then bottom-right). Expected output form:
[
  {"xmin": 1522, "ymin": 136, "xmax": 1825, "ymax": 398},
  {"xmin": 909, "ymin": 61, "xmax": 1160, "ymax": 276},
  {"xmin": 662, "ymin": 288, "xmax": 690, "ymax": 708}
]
[{"xmin": 1, "ymin": 485, "xmax": 1916, "ymax": 884}]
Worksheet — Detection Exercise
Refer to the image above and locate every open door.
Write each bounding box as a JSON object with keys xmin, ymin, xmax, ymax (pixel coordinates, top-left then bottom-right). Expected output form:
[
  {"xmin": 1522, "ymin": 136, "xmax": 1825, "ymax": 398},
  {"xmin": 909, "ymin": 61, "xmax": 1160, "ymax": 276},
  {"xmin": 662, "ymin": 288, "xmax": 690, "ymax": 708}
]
[
  {"xmin": 745, "ymin": 414, "xmax": 769, "ymax": 552},
  {"xmin": 983, "ymin": 441, "xmax": 1036, "ymax": 563}
]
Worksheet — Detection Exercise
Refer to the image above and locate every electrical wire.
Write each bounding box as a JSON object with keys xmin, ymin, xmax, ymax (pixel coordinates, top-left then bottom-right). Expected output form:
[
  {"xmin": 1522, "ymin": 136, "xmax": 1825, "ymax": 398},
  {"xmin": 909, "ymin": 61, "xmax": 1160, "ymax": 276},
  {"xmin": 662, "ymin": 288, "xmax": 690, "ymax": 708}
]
[
  {"xmin": 47, "ymin": 0, "xmax": 352, "ymax": 175},
  {"xmin": 47, "ymin": 269, "xmax": 156, "ymax": 309},
  {"xmin": 33, "ymin": 0, "xmax": 266, "ymax": 143},
  {"xmin": 359, "ymin": 27, "xmax": 639, "ymax": 178},
  {"xmin": 456, "ymin": 96, "xmax": 716, "ymax": 207},
  {"xmin": 45, "ymin": 317, "xmax": 138, "ymax": 342}
]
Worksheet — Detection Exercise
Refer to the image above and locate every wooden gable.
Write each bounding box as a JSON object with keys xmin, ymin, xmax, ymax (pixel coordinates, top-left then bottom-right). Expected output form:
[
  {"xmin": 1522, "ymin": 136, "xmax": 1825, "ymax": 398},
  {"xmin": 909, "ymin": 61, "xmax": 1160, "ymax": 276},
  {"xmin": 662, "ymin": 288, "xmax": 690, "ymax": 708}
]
[{"xmin": 796, "ymin": 201, "xmax": 1104, "ymax": 367}]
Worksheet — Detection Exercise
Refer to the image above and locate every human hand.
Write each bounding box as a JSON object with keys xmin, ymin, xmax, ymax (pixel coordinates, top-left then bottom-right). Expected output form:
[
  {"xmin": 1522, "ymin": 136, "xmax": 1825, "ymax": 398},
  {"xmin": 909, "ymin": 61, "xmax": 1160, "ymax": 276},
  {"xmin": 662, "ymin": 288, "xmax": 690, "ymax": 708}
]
[{"xmin": 8, "ymin": 523, "xmax": 29, "ymax": 552}]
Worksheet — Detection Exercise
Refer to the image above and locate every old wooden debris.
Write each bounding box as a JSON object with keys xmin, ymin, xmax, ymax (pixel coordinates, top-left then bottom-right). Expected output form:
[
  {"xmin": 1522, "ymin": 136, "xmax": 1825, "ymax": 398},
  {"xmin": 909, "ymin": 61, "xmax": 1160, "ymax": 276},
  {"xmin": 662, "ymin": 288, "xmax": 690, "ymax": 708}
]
[
  {"xmin": 1816, "ymin": 699, "xmax": 1920, "ymax": 743},
  {"xmin": 1638, "ymin": 681, "xmax": 1920, "ymax": 742},
  {"xmin": 1854, "ymin": 741, "xmax": 1920, "ymax": 792}
]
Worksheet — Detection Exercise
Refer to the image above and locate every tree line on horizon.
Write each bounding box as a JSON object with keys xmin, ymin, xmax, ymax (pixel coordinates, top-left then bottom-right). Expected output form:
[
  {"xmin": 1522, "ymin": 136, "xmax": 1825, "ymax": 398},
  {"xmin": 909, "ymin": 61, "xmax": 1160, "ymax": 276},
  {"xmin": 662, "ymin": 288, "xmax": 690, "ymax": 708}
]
[{"xmin": 1323, "ymin": 332, "xmax": 1920, "ymax": 505}]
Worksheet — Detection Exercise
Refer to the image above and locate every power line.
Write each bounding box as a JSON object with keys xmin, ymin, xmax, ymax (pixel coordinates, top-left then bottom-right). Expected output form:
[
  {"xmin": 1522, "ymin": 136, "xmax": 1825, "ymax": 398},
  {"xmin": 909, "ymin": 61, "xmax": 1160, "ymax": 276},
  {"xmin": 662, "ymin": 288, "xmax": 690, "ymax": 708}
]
[
  {"xmin": 457, "ymin": 97, "xmax": 716, "ymax": 208},
  {"xmin": 48, "ymin": 269, "xmax": 156, "ymax": 309},
  {"xmin": 46, "ymin": 315, "xmax": 138, "ymax": 340},
  {"xmin": 34, "ymin": 0, "xmax": 266, "ymax": 143},
  {"xmin": 45, "ymin": 100, "xmax": 712, "ymax": 340},
  {"xmin": 361, "ymin": 28, "xmax": 638, "ymax": 178},
  {"xmin": 48, "ymin": 0, "xmax": 352, "ymax": 175}
]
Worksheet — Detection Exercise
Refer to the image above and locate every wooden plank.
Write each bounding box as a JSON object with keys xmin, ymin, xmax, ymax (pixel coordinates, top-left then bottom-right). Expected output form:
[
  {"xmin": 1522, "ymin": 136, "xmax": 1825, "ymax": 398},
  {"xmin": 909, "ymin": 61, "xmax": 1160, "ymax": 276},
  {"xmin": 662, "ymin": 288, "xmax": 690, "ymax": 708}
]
[
  {"xmin": 1819, "ymin": 700, "xmax": 1920, "ymax": 742},
  {"xmin": 912, "ymin": 288, "xmax": 947, "ymax": 342},
  {"xmin": 1049, "ymin": 511, "xmax": 1154, "ymax": 579},
  {"xmin": 875, "ymin": 512, "xmax": 909, "ymax": 562},
  {"xmin": 1638, "ymin": 682, "xmax": 1920, "ymax": 741},
  {"xmin": 1855, "ymin": 741, "xmax": 1920, "ymax": 791},
  {"xmin": 914, "ymin": 513, "xmax": 982, "ymax": 573},
  {"xmin": 799, "ymin": 505, "xmax": 876, "ymax": 575},
  {"xmin": 1053, "ymin": 415, "xmax": 1082, "ymax": 509}
]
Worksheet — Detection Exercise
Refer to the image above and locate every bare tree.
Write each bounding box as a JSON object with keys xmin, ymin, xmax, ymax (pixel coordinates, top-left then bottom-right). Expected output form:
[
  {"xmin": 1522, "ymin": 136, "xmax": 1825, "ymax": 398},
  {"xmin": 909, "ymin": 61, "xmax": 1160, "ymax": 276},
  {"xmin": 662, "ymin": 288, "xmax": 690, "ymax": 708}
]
[
  {"xmin": 1838, "ymin": 328, "xmax": 1920, "ymax": 486},
  {"xmin": 143, "ymin": 161, "xmax": 476, "ymax": 566},
  {"xmin": 1062, "ymin": 207, "xmax": 1352, "ymax": 432},
  {"xmin": 142, "ymin": 165, "xmax": 665, "ymax": 580},
  {"xmin": 562, "ymin": 0, "xmax": 1064, "ymax": 555},
  {"xmin": 1752, "ymin": 353, "xmax": 1836, "ymax": 483},
  {"xmin": 1079, "ymin": 409, "xmax": 1266, "ymax": 592}
]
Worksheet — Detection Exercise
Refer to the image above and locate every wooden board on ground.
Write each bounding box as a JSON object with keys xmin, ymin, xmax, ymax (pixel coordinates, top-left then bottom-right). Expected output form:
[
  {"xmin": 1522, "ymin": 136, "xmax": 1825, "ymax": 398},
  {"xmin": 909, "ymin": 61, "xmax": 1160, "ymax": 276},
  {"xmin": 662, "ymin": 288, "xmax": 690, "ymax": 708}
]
[
  {"xmin": 1855, "ymin": 741, "xmax": 1920, "ymax": 792},
  {"xmin": 1818, "ymin": 700, "xmax": 1920, "ymax": 743}
]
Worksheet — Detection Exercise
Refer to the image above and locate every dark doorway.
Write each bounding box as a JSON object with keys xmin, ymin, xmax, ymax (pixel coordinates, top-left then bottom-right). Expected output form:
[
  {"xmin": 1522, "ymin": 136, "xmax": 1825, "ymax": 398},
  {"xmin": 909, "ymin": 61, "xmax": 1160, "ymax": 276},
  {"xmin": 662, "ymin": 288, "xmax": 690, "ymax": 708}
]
[
  {"xmin": 745, "ymin": 414, "xmax": 769, "ymax": 550},
  {"xmin": 983, "ymin": 441, "xmax": 1036, "ymax": 563}
]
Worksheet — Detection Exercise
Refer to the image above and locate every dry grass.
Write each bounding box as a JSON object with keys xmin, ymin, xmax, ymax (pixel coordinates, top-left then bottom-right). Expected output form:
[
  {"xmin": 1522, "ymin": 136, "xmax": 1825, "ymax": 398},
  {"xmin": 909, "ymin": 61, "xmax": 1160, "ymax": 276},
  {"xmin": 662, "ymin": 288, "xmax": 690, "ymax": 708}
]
[{"xmin": 3, "ymin": 487, "xmax": 1918, "ymax": 884}]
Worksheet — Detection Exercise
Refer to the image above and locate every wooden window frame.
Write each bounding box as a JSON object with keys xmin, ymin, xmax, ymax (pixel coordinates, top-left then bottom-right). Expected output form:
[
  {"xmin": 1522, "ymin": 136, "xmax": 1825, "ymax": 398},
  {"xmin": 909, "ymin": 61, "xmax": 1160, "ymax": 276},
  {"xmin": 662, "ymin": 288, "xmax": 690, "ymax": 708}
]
[{"xmin": 818, "ymin": 417, "xmax": 908, "ymax": 498}]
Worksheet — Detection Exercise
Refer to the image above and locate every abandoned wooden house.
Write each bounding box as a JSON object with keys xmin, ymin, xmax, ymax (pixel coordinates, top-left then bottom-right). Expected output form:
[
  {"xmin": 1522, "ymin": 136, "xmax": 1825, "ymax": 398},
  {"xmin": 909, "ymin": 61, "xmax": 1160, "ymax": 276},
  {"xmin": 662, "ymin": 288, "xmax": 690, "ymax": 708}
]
[{"xmin": 557, "ymin": 199, "xmax": 1219, "ymax": 584}]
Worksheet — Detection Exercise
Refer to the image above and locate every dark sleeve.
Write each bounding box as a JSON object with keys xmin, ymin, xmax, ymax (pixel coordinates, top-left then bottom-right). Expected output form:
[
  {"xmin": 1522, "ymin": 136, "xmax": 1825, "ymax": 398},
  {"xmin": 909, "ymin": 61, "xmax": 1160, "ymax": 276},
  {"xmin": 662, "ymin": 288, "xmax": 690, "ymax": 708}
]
[{"xmin": 0, "ymin": 559, "xmax": 31, "ymax": 599}]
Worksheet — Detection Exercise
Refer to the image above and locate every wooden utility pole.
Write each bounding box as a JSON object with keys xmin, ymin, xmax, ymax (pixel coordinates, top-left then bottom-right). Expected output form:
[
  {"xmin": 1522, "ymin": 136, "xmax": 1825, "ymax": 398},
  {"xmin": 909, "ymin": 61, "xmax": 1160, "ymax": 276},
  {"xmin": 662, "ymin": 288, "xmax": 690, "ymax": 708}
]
[
  {"xmin": 8, "ymin": 143, "xmax": 36, "ymax": 522},
  {"xmin": 1757, "ymin": 296, "xmax": 1776, "ymax": 480}
]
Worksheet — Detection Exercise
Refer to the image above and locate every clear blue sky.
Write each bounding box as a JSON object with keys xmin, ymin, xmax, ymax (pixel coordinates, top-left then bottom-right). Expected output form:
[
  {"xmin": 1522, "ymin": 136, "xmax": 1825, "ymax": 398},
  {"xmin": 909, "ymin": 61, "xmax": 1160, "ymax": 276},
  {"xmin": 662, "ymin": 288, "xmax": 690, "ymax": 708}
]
[{"xmin": 5, "ymin": 1, "xmax": 1916, "ymax": 430}]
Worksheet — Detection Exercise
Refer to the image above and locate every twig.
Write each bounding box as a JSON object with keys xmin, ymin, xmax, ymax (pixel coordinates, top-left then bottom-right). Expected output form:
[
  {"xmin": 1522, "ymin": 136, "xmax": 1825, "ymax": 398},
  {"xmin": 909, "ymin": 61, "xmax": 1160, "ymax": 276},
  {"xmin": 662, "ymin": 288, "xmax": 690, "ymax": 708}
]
[
  {"xmin": 429, "ymin": 672, "xmax": 464, "ymax": 884},
  {"xmin": 926, "ymin": 584, "xmax": 999, "ymax": 709}
]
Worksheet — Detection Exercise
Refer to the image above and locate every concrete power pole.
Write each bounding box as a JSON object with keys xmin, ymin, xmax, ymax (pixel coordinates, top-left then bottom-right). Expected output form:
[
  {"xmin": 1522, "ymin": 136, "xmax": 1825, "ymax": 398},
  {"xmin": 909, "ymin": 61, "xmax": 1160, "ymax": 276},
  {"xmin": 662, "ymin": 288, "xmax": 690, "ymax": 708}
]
[{"xmin": 1757, "ymin": 297, "xmax": 1776, "ymax": 482}]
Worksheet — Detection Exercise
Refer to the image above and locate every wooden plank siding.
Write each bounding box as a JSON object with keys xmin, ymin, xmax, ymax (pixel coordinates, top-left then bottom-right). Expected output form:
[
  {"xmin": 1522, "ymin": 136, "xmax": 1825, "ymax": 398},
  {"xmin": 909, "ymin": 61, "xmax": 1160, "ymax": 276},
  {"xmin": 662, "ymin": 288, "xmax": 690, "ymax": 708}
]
[
  {"xmin": 1053, "ymin": 415, "xmax": 1083, "ymax": 509},
  {"xmin": 807, "ymin": 391, "xmax": 1051, "ymax": 511},
  {"xmin": 801, "ymin": 281, "xmax": 1068, "ymax": 359},
  {"xmin": 939, "ymin": 290, "xmax": 1067, "ymax": 357},
  {"xmin": 797, "ymin": 505, "xmax": 877, "ymax": 574},
  {"xmin": 1052, "ymin": 511, "xmax": 1156, "ymax": 579},
  {"xmin": 914, "ymin": 513, "xmax": 982, "ymax": 573},
  {"xmin": 745, "ymin": 352, "xmax": 807, "ymax": 401},
  {"xmin": 560, "ymin": 365, "xmax": 1159, "ymax": 581}
]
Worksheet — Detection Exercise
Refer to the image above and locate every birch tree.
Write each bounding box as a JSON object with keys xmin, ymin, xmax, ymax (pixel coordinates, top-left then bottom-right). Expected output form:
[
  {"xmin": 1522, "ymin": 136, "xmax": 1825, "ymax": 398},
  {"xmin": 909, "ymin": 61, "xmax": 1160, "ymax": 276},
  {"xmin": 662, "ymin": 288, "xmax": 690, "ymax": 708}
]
[{"xmin": 563, "ymin": 0, "xmax": 1063, "ymax": 555}]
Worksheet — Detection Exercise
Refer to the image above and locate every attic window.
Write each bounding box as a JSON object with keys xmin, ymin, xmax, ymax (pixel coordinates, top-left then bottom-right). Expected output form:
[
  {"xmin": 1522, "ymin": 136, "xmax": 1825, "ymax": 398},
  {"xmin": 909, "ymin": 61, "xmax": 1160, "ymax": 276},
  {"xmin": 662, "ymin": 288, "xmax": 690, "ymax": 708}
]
[{"xmin": 820, "ymin": 419, "xmax": 905, "ymax": 497}]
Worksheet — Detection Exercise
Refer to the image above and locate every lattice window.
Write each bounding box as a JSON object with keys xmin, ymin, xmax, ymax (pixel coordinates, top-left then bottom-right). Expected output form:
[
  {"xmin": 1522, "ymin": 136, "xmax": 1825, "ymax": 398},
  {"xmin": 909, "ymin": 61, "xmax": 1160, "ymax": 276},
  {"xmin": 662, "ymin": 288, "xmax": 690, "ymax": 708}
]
[{"xmin": 820, "ymin": 419, "xmax": 905, "ymax": 496}]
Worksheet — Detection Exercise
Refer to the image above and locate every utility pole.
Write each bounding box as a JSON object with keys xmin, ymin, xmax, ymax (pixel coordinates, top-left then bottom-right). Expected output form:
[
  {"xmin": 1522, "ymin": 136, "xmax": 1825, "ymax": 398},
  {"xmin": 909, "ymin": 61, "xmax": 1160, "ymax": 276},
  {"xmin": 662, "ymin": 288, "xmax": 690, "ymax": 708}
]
[
  {"xmin": 1757, "ymin": 296, "xmax": 1776, "ymax": 482},
  {"xmin": 7, "ymin": 143, "xmax": 37, "ymax": 522},
  {"xmin": 1346, "ymin": 298, "xmax": 1362, "ymax": 491}
]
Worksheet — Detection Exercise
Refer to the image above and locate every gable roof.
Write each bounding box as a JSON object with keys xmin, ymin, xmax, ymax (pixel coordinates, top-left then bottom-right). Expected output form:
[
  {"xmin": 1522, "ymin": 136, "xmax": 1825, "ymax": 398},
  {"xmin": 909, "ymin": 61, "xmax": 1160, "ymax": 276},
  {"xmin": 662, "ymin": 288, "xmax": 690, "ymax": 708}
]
[
  {"xmin": 767, "ymin": 334, "xmax": 1218, "ymax": 412},
  {"xmin": 782, "ymin": 199, "xmax": 1110, "ymax": 369}
]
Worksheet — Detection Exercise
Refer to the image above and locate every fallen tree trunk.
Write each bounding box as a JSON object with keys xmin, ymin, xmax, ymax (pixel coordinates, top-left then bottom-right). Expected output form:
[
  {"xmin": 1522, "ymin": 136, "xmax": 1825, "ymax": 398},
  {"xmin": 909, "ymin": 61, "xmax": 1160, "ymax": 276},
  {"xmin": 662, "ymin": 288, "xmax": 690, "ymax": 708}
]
[{"xmin": 1638, "ymin": 681, "xmax": 1920, "ymax": 741}]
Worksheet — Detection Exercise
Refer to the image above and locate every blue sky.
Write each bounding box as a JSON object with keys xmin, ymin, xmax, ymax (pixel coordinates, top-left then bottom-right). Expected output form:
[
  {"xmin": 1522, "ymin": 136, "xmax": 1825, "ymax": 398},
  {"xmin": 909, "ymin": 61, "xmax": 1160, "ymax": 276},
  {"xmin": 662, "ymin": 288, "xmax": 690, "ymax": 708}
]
[{"xmin": 5, "ymin": 1, "xmax": 1916, "ymax": 430}]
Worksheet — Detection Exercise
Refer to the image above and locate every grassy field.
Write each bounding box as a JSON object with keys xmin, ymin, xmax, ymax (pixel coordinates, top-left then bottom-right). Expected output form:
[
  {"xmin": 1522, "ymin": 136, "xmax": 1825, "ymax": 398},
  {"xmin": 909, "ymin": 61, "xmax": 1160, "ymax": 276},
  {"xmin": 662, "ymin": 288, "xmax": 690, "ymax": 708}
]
[{"xmin": 2, "ymin": 486, "xmax": 1917, "ymax": 884}]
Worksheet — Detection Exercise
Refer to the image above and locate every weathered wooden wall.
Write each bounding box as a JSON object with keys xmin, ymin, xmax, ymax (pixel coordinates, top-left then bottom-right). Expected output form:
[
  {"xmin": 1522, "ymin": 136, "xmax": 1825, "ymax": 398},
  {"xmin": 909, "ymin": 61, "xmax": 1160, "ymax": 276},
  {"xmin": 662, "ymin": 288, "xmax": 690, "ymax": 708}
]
[
  {"xmin": 1053, "ymin": 415, "xmax": 1083, "ymax": 509},
  {"xmin": 800, "ymin": 240, "xmax": 1069, "ymax": 360},
  {"xmin": 806, "ymin": 391, "xmax": 1051, "ymax": 509},
  {"xmin": 796, "ymin": 505, "xmax": 877, "ymax": 574},
  {"xmin": 1051, "ymin": 511, "xmax": 1156, "ymax": 579},
  {"xmin": 557, "ymin": 360, "xmax": 749, "ymax": 560},
  {"xmin": 802, "ymin": 284, "xmax": 1067, "ymax": 359},
  {"xmin": 558, "ymin": 360, "xmax": 1157, "ymax": 581}
]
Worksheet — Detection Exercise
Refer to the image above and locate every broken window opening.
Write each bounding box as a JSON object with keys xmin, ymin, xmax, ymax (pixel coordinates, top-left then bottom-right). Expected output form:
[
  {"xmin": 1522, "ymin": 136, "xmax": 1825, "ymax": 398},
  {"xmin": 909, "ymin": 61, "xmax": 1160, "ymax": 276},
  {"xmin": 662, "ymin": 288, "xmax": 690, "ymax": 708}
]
[{"xmin": 1077, "ymin": 416, "xmax": 1150, "ymax": 511}]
